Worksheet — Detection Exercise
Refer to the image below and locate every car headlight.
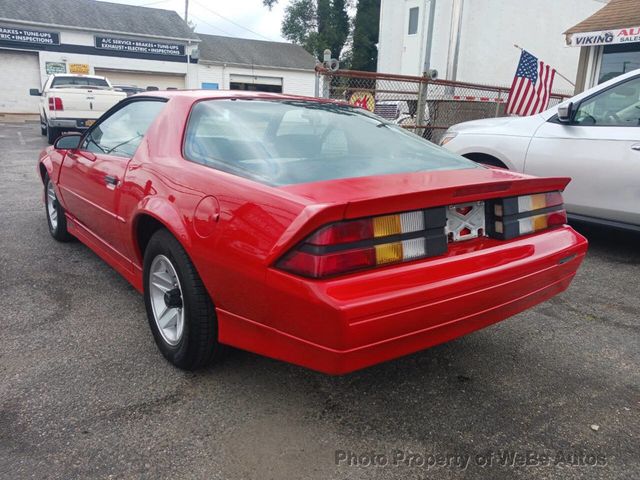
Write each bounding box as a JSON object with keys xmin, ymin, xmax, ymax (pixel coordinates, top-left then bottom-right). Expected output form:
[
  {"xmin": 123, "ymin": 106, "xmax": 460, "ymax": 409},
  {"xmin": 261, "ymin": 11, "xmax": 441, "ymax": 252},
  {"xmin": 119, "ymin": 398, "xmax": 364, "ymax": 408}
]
[{"xmin": 439, "ymin": 131, "xmax": 458, "ymax": 146}]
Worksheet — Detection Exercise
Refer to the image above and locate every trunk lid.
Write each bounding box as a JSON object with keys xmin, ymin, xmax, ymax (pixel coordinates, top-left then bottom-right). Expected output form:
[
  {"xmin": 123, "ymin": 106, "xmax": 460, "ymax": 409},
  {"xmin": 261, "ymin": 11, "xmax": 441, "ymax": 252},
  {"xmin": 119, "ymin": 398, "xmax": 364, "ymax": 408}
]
[
  {"xmin": 268, "ymin": 167, "xmax": 570, "ymax": 265},
  {"xmin": 279, "ymin": 167, "xmax": 570, "ymax": 219}
]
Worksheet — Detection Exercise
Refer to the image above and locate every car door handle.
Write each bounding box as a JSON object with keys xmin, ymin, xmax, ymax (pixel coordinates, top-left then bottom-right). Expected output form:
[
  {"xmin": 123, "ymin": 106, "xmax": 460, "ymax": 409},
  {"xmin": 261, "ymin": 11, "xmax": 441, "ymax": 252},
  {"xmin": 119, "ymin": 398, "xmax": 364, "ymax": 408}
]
[
  {"xmin": 104, "ymin": 175, "xmax": 119, "ymax": 188},
  {"xmin": 632, "ymin": 144, "xmax": 640, "ymax": 151}
]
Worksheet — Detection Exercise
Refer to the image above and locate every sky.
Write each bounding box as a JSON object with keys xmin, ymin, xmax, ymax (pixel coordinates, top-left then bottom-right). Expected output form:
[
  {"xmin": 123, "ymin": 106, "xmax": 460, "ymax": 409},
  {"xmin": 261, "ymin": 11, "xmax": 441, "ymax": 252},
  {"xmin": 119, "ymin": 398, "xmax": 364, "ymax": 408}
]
[{"xmin": 100, "ymin": 0, "xmax": 288, "ymax": 42}]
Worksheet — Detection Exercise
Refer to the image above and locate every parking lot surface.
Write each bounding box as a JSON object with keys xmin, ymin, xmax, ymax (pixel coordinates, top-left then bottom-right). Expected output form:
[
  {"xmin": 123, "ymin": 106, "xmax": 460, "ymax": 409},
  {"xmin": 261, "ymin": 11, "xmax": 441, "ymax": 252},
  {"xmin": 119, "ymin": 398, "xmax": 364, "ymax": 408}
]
[{"xmin": 1, "ymin": 123, "xmax": 638, "ymax": 480}]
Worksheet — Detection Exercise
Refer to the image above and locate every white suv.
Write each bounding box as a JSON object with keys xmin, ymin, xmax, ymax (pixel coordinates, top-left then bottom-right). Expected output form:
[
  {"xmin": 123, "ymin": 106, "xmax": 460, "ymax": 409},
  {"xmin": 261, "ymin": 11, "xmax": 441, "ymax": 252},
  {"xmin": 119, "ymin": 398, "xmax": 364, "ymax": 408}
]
[{"xmin": 441, "ymin": 69, "xmax": 640, "ymax": 231}]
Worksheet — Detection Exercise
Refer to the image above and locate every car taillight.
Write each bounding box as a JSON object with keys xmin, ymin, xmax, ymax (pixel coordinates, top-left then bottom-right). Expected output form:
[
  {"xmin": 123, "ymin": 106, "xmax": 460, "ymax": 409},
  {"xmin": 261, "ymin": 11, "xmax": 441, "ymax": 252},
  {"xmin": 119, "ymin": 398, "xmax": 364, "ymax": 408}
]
[
  {"xmin": 277, "ymin": 208, "xmax": 448, "ymax": 278},
  {"xmin": 487, "ymin": 191, "xmax": 567, "ymax": 239},
  {"xmin": 48, "ymin": 97, "xmax": 63, "ymax": 111}
]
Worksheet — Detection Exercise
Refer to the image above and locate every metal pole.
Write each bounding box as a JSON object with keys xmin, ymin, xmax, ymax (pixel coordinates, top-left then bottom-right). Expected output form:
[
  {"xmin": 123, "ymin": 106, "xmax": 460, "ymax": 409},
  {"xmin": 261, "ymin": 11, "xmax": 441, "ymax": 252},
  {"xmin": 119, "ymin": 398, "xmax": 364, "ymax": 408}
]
[
  {"xmin": 446, "ymin": 0, "xmax": 464, "ymax": 81},
  {"xmin": 186, "ymin": 41, "xmax": 191, "ymax": 89},
  {"xmin": 185, "ymin": 0, "xmax": 189, "ymax": 23},
  {"xmin": 422, "ymin": 0, "xmax": 437, "ymax": 74},
  {"xmin": 416, "ymin": 74, "xmax": 428, "ymax": 137}
]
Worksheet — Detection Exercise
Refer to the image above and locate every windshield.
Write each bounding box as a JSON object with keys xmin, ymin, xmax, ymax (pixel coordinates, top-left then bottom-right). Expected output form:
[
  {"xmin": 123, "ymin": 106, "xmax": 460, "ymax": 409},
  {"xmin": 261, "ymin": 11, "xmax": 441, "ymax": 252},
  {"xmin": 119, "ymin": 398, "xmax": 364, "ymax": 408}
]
[
  {"xmin": 51, "ymin": 76, "xmax": 110, "ymax": 89},
  {"xmin": 184, "ymin": 99, "xmax": 477, "ymax": 186}
]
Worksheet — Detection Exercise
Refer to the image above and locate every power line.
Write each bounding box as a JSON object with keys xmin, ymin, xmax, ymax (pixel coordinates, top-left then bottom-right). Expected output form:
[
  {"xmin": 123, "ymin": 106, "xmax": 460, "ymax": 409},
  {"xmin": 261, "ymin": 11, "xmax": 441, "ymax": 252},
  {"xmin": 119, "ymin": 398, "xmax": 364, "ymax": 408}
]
[
  {"xmin": 189, "ymin": 13, "xmax": 234, "ymax": 36},
  {"xmin": 137, "ymin": 0, "xmax": 173, "ymax": 6},
  {"xmin": 191, "ymin": 0, "xmax": 274, "ymax": 41}
]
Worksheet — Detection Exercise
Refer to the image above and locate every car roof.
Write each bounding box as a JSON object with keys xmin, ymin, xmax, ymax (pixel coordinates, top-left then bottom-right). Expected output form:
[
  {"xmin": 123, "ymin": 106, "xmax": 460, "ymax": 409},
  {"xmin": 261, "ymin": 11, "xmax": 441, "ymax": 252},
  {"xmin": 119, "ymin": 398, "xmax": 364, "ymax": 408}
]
[{"xmin": 134, "ymin": 89, "xmax": 350, "ymax": 106}]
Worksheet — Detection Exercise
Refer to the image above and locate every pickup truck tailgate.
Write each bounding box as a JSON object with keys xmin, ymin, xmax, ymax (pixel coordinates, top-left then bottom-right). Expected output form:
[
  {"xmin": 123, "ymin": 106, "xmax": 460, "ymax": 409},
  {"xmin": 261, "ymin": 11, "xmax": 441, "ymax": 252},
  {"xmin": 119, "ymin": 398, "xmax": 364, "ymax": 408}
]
[{"xmin": 49, "ymin": 88, "xmax": 126, "ymax": 119}]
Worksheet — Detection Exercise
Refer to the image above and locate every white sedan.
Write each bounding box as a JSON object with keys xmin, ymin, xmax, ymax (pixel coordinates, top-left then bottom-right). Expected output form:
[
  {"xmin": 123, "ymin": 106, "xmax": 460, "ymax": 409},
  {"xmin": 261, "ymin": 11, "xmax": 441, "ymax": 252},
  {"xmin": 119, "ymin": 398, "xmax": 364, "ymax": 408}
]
[{"xmin": 441, "ymin": 69, "xmax": 640, "ymax": 232}]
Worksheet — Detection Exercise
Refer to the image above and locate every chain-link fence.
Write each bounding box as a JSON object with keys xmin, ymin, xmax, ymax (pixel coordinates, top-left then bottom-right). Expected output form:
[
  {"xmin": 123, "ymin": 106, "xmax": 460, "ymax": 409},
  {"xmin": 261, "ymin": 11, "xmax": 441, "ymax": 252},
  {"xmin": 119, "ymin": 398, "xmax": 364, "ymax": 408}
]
[{"xmin": 317, "ymin": 69, "xmax": 571, "ymax": 144}]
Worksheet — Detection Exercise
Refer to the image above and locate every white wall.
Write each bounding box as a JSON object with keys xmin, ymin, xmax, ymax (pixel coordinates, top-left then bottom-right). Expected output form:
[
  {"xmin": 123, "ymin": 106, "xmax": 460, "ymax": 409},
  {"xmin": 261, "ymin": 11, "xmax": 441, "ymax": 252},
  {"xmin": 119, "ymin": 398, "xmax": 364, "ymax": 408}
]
[
  {"xmin": 378, "ymin": 0, "xmax": 606, "ymax": 90},
  {"xmin": 455, "ymin": 0, "xmax": 605, "ymax": 90},
  {"xmin": 198, "ymin": 63, "xmax": 316, "ymax": 97}
]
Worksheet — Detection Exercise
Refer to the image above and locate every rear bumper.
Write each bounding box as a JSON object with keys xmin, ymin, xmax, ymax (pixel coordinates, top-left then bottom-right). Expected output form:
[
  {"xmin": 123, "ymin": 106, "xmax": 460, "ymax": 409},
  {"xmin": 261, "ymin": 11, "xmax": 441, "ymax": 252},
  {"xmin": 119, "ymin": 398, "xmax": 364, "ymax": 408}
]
[
  {"xmin": 48, "ymin": 118, "xmax": 93, "ymax": 129},
  {"xmin": 218, "ymin": 226, "xmax": 587, "ymax": 374}
]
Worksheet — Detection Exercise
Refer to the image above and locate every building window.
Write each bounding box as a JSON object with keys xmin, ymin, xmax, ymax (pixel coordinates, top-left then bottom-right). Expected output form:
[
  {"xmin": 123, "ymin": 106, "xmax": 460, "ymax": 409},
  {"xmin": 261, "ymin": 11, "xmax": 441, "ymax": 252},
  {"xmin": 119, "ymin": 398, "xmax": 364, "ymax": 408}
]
[
  {"xmin": 598, "ymin": 43, "xmax": 640, "ymax": 84},
  {"xmin": 408, "ymin": 7, "xmax": 419, "ymax": 35}
]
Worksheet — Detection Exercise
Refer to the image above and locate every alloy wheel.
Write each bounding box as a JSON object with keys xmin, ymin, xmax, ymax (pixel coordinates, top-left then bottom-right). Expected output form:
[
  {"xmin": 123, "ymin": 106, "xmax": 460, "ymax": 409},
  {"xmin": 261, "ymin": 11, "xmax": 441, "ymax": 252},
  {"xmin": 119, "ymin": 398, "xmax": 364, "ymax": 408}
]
[
  {"xmin": 46, "ymin": 180, "xmax": 58, "ymax": 231},
  {"xmin": 149, "ymin": 254, "xmax": 185, "ymax": 346}
]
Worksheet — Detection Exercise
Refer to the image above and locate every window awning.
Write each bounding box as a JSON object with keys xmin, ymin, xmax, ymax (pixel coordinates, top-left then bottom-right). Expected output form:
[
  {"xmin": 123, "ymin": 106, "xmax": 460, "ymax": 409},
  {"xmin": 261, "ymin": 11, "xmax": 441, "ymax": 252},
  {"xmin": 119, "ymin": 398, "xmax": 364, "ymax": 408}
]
[{"xmin": 565, "ymin": 0, "xmax": 640, "ymax": 47}]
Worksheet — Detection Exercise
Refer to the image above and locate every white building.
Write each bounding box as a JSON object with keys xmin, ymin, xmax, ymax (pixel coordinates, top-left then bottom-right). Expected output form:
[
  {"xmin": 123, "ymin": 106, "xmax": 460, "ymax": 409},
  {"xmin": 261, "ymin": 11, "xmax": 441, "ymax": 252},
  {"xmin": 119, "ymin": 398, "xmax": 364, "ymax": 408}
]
[
  {"xmin": 377, "ymin": 0, "xmax": 608, "ymax": 90},
  {"xmin": 0, "ymin": 0, "xmax": 316, "ymax": 115},
  {"xmin": 196, "ymin": 34, "xmax": 316, "ymax": 96}
]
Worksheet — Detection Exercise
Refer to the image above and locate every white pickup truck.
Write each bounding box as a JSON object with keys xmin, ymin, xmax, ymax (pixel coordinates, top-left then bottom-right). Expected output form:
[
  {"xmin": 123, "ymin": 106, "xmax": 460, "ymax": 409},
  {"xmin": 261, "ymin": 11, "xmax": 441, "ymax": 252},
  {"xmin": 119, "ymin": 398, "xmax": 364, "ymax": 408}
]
[{"xmin": 30, "ymin": 74, "xmax": 127, "ymax": 144}]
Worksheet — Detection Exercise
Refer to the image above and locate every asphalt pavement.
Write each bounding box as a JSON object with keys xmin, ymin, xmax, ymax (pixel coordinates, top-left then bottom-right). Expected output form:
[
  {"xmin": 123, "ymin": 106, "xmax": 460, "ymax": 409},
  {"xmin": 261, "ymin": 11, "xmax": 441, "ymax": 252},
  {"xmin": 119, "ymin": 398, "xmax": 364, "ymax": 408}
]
[{"xmin": 0, "ymin": 123, "xmax": 638, "ymax": 480}]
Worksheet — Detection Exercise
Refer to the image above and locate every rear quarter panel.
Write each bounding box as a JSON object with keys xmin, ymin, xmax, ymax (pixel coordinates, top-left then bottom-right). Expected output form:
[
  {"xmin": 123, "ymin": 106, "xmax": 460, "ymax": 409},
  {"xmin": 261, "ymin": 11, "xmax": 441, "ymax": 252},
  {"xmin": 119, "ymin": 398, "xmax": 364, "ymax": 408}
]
[{"xmin": 118, "ymin": 96, "xmax": 311, "ymax": 324}]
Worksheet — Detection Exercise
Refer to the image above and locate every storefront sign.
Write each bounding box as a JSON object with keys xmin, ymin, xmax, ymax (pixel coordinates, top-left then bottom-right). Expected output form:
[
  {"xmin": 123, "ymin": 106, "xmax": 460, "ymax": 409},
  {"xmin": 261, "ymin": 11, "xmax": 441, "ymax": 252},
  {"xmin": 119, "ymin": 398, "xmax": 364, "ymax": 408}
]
[
  {"xmin": 95, "ymin": 36, "xmax": 185, "ymax": 56},
  {"xmin": 567, "ymin": 26, "xmax": 640, "ymax": 46},
  {"xmin": 0, "ymin": 26, "xmax": 59, "ymax": 45},
  {"xmin": 45, "ymin": 62, "xmax": 67, "ymax": 74},
  {"xmin": 69, "ymin": 63, "xmax": 90, "ymax": 74}
]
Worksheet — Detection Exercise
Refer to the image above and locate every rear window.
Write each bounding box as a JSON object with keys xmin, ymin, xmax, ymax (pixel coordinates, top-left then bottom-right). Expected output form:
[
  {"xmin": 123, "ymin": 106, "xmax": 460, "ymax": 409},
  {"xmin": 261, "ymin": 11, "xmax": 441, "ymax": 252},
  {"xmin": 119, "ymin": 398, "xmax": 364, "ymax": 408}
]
[
  {"xmin": 184, "ymin": 99, "xmax": 476, "ymax": 186},
  {"xmin": 51, "ymin": 76, "xmax": 109, "ymax": 88}
]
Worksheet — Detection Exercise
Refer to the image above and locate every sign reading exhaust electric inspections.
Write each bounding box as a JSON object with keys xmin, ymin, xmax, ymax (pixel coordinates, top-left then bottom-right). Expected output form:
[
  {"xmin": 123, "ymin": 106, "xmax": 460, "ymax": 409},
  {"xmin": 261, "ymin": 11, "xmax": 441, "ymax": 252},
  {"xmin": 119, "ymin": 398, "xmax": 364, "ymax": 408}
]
[
  {"xmin": 95, "ymin": 36, "xmax": 185, "ymax": 56},
  {"xmin": 0, "ymin": 26, "xmax": 59, "ymax": 45}
]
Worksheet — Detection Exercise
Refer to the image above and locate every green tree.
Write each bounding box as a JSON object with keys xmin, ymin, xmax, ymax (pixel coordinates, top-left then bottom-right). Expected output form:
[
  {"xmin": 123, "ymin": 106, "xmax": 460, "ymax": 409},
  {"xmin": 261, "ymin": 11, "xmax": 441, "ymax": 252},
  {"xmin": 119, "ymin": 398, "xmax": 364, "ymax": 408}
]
[
  {"xmin": 263, "ymin": 0, "xmax": 350, "ymax": 61},
  {"xmin": 350, "ymin": 0, "xmax": 380, "ymax": 71}
]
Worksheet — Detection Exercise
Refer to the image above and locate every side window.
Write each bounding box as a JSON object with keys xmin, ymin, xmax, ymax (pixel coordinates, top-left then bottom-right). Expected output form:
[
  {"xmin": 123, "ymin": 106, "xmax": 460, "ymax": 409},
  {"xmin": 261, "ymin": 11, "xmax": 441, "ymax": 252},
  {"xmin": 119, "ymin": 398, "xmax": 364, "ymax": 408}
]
[
  {"xmin": 574, "ymin": 77, "xmax": 640, "ymax": 127},
  {"xmin": 82, "ymin": 100, "xmax": 166, "ymax": 157},
  {"xmin": 408, "ymin": 7, "xmax": 419, "ymax": 35}
]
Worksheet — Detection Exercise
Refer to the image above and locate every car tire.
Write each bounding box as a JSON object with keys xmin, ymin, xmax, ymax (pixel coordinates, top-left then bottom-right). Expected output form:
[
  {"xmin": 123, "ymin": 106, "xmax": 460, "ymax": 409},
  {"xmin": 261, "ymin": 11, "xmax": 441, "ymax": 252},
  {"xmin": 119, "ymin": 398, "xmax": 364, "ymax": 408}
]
[
  {"xmin": 47, "ymin": 126, "xmax": 60, "ymax": 145},
  {"xmin": 40, "ymin": 116, "xmax": 47, "ymax": 136},
  {"xmin": 143, "ymin": 229, "xmax": 225, "ymax": 370},
  {"xmin": 44, "ymin": 174, "xmax": 73, "ymax": 242}
]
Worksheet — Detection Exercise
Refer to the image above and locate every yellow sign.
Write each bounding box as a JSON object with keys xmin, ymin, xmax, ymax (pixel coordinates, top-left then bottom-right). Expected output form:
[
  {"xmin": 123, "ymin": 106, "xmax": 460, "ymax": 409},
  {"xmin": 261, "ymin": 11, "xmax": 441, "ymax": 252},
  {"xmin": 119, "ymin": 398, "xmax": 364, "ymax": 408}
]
[
  {"xmin": 349, "ymin": 91, "xmax": 375, "ymax": 112},
  {"xmin": 69, "ymin": 63, "xmax": 90, "ymax": 74}
]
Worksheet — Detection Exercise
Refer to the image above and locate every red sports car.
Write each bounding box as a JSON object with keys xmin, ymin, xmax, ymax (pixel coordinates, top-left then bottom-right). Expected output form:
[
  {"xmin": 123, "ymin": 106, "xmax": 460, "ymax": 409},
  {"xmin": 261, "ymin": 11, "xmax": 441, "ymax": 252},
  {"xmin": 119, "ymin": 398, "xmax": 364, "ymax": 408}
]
[{"xmin": 38, "ymin": 91, "xmax": 588, "ymax": 374}]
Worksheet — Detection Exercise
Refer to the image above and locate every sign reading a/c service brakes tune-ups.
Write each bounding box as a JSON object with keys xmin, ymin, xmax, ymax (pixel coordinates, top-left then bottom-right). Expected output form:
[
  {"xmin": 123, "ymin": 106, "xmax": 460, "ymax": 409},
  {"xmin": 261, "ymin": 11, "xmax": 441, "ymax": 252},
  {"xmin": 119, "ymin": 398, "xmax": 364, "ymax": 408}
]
[
  {"xmin": 95, "ymin": 36, "xmax": 185, "ymax": 56},
  {"xmin": 567, "ymin": 26, "xmax": 640, "ymax": 46}
]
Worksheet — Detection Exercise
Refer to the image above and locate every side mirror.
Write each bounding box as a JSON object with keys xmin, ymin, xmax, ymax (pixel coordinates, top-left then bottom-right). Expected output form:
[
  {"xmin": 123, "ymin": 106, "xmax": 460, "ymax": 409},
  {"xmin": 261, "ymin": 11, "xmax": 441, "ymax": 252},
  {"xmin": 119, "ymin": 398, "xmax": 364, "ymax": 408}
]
[
  {"xmin": 557, "ymin": 102, "xmax": 574, "ymax": 123},
  {"xmin": 29, "ymin": 88, "xmax": 41, "ymax": 96},
  {"xmin": 54, "ymin": 133, "xmax": 82, "ymax": 150}
]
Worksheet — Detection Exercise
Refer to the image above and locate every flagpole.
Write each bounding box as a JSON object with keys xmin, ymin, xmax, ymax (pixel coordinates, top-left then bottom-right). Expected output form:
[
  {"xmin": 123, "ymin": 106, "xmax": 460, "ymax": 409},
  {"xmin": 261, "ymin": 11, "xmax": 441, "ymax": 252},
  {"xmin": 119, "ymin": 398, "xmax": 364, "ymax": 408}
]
[{"xmin": 513, "ymin": 44, "xmax": 575, "ymax": 87}]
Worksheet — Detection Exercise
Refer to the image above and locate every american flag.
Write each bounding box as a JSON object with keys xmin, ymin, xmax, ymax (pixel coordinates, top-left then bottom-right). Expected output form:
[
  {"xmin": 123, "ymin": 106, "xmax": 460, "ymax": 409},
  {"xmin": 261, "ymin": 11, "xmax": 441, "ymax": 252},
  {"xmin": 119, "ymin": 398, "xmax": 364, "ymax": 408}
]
[{"xmin": 506, "ymin": 50, "xmax": 556, "ymax": 116}]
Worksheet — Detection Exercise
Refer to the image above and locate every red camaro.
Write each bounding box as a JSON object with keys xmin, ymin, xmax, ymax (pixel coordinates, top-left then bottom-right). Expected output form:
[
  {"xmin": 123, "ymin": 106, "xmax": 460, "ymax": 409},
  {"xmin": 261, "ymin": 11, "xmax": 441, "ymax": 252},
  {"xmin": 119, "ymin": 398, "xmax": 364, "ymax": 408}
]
[{"xmin": 38, "ymin": 91, "xmax": 588, "ymax": 374}]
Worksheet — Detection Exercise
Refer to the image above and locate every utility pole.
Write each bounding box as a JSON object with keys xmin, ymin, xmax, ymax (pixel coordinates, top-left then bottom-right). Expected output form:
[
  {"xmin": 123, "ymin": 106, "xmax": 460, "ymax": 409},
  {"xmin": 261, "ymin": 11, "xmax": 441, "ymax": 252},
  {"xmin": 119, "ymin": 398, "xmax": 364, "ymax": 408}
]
[
  {"xmin": 185, "ymin": 0, "xmax": 189, "ymax": 24},
  {"xmin": 446, "ymin": 0, "xmax": 464, "ymax": 81},
  {"xmin": 422, "ymin": 0, "xmax": 437, "ymax": 74}
]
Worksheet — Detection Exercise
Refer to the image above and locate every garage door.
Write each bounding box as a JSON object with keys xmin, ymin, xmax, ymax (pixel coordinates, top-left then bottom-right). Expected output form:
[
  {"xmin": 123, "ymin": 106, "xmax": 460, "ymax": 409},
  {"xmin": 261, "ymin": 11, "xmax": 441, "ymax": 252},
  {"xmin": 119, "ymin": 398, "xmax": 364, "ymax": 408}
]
[
  {"xmin": 230, "ymin": 74, "xmax": 283, "ymax": 93},
  {"xmin": 94, "ymin": 69, "xmax": 185, "ymax": 91},
  {"xmin": 0, "ymin": 50, "xmax": 41, "ymax": 114}
]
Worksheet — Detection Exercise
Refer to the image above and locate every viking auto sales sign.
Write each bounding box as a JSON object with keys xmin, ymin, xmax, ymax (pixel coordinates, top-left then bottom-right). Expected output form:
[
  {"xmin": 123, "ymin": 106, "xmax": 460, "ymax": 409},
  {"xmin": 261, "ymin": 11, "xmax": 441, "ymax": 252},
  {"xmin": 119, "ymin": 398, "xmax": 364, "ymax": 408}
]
[{"xmin": 567, "ymin": 26, "xmax": 640, "ymax": 46}]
